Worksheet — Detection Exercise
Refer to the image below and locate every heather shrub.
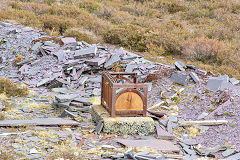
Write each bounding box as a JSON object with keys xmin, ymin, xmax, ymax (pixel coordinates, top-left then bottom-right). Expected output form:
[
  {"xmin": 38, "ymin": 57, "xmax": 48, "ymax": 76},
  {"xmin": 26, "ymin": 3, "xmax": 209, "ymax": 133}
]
[
  {"xmin": 6, "ymin": 9, "xmax": 41, "ymax": 27},
  {"xmin": 104, "ymin": 24, "xmax": 147, "ymax": 52},
  {"xmin": 64, "ymin": 28, "xmax": 102, "ymax": 44},
  {"xmin": 77, "ymin": 0, "xmax": 100, "ymax": 13},
  {"xmin": 182, "ymin": 38, "xmax": 231, "ymax": 65},
  {"xmin": 40, "ymin": 14, "xmax": 77, "ymax": 34},
  {"xmin": 17, "ymin": 2, "xmax": 50, "ymax": 15}
]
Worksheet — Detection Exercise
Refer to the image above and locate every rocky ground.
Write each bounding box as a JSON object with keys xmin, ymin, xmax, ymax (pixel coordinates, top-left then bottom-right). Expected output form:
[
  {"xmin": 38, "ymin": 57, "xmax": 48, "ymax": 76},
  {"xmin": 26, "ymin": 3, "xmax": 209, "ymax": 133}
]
[{"xmin": 0, "ymin": 21, "xmax": 240, "ymax": 160}]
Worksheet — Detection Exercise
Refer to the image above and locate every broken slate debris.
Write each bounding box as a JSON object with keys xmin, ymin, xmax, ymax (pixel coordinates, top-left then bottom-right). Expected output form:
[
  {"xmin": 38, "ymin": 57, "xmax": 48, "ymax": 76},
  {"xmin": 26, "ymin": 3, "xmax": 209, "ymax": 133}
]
[
  {"xmin": 74, "ymin": 46, "xmax": 97, "ymax": 59},
  {"xmin": 104, "ymin": 53, "xmax": 120, "ymax": 69},
  {"xmin": 31, "ymin": 42, "xmax": 42, "ymax": 51}
]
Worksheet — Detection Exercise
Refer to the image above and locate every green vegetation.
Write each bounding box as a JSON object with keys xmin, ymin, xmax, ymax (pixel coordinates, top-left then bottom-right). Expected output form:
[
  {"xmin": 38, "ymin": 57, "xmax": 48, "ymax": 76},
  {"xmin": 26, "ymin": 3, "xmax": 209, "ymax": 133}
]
[
  {"xmin": 0, "ymin": 0, "xmax": 239, "ymax": 76},
  {"xmin": 209, "ymin": 107, "xmax": 214, "ymax": 112}
]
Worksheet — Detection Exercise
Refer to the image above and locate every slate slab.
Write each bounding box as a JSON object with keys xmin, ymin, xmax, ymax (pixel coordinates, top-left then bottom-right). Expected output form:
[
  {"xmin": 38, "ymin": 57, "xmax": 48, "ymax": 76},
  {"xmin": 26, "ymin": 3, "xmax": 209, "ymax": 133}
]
[
  {"xmin": 197, "ymin": 112, "xmax": 209, "ymax": 120},
  {"xmin": 104, "ymin": 54, "xmax": 120, "ymax": 69},
  {"xmin": 36, "ymin": 78, "xmax": 51, "ymax": 87},
  {"xmin": 47, "ymin": 79, "xmax": 63, "ymax": 89},
  {"xmin": 0, "ymin": 118, "xmax": 80, "ymax": 126},
  {"xmin": 85, "ymin": 57, "xmax": 107, "ymax": 66},
  {"xmin": 60, "ymin": 109, "xmax": 78, "ymax": 118},
  {"xmin": 116, "ymin": 139, "xmax": 180, "ymax": 152},
  {"xmin": 53, "ymin": 50, "xmax": 65, "ymax": 62},
  {"xmin": 156, "ymin": 124, "xmax": 175, "ymax": 140},
  {"xmin": 229, "ymin": 78, "xmax": 239, "ymax": 85},
  {"xmin": 222, "ymin": 149, "xmax": 236, "ymax": 157},
  {"xmin": 74, "ymin": 46, "xmax": 97, "ymax": 59},
  {"xmin": 195, "ymin": 69, "xmax": 207, "ymax": 75},
  {"xmin": 61, "ymin": 37, "xmax": 76, "ymax": 45},
  {"xmin": 224, "ymin": 152, "xmax": 240, "ymax": 160},
  {"xmin": 125, "ymin": 64, "xmax": 136, "ymax": 72},
  {"xmin": 79, "ymin": 76, "xmax": 88, "ymax": 85},
  {"xmin": 189, "ymin": 72, "xmax": 200, "ymax": 83},
  {"xmin": 206, "ymin": 77, "xmax": 225, "ymax": 92},
  {"xmin": 72, "ymin": 97, "xmax": 91, "ymax": 106},
  {"xmin": 186, "ymin": 64, "xmax": 198, "ymax": 70},
  {"xmin": 170, "ymin": 72, "xmax": 188, "ymax": 85},
  {"xmin": 95, "ymin": 121, "xmax": 103, "ymax": 134},
  {"xmin": 55, "ymin": 94, "xmax": 79, "ymax": 103},
  {"xmin": 174, "ymin": 61, "xmax": 185, "ymax": 71},
  {"xmin": 31, "ymin": 42, "xmax": 42, "ymax": 51}
]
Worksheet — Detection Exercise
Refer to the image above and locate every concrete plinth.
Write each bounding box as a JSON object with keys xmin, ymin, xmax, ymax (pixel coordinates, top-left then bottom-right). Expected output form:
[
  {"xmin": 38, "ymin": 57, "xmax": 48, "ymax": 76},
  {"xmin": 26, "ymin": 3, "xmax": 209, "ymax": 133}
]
[{"xmin": 91, "ymin": 105, "xmax": 155, "ymax": 135}]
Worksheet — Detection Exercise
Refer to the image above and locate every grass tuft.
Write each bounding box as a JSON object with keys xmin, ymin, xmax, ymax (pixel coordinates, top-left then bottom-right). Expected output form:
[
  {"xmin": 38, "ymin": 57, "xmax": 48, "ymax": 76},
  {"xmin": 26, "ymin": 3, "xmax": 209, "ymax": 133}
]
[{"xmin": 0, "ymin": 77, "xmax": 29, "ymax": 97}]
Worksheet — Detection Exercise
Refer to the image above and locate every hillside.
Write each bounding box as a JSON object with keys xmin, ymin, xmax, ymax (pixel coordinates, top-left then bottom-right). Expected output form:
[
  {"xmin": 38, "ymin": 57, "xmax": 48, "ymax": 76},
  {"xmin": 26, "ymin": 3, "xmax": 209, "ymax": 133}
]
[{"xmin": 0, "ymin": 0, "xmax": 239, "ymax": 77}]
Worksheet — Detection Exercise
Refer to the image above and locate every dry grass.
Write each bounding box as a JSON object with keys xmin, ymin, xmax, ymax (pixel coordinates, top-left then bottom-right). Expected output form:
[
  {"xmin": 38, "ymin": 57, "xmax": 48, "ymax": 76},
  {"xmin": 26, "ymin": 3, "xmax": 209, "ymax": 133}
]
[
  {"xmin": 0, "ymin": 0, "xmax": 239, "ymax": 76},
  {"xmin": 0, "ymin": 77, "xmax": 29, "ymax": 97}
]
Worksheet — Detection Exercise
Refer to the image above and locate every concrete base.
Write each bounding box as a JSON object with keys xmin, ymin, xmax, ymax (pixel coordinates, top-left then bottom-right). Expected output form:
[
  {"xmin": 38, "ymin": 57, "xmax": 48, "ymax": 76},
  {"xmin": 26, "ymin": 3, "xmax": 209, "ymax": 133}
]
[{"xmin": 91, "ymin": 105, "xmax": 155, "ymax": 135}]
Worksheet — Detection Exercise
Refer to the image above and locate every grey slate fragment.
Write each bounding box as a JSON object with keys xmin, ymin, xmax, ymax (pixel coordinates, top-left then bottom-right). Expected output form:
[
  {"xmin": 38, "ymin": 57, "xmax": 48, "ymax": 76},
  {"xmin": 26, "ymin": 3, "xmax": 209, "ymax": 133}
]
[
  {"xmin": 36, "ymin": 78, "xmax": 51, "ymax": 87},
  {"xmin": 170, "ymin": 72, "xmax": 188, "ymax": 85},
  {"xmin": 56, "ymin": 101, "xmax": 71, "ymax": 108},
  {"xmin": 0, "ymin": 22, "xmax": 12, "ymax": 27},
  {"xmin": 104, "ymin": 54, "xmax": 120, "ymax": 69},
  {"xmin": 31, "ymin": 42, "xmax": 42, "ymax": 51},
  {"xmin": 186, "ymin": 64, "xmax": 198, "ymax": 70},
  {"xmin": 74, "ymin": 46, "xmax": 97, "ymax": 59},
  {"xmin": 55, "ymin": 94, "xmax": 79, "ymax": 103},
  {"xmin": 174, "ymin": 61, "xmax": 185, "ymax": 71},
  {"xmin": 44, "ymin": 41, "xmax": 58, "ymax": 47},
  {"xmin": 0, "ymin": 101, "xmax": 3, "ymax": 111},
  {"xmin": 156, "ymin": 124, "xmax": 175, "ymax": 140},
  {"xmin": 61, "ymin": 37, "xmax": 76, "ymax": 45},
  {"xmin": 159, "ymin": 118, "xmax": 168, "ymax": 127},
  {"xmin": 47, "ymin": 79, "xmax": 63, "ymax": 89},
  {"xmin": 197, "ymin": 112, "xmax": 209, "ymax": 120},
  {"xmin": 60, "ymin": 109, "xmax": 78, "ymax": 118},
  {"xmin": 88, "ymin": 76, "xmax": 102, "ymax": 83},
  {"xmin": 95, "ymin": 121, "xmax": 103, "ymax": 134},
  {"xmin": 206, "ymin": 77, "xmax": 225, "ymax": 92},
  {"xmin": 195, "ymin": 69, "xmax": 207, "ymax": 75},
  {"xmin": 125, "ymin": 64, "xmax": 136, "ymax": 72},
  {"xmin": 179, "ymin": 142, "xmax": 196, "ymax": 155},
  {"xmin": 147, "ymin": 83, "xmax": 152, "ymax": 92},
  {"xmin": 79, "ymin": 77, "xmax": 88, "ymax": 85},
  {"xmin": 72, "ymin": 97, "xmax": 91, "ymax": 106},
  {"xmin": 0, "ymin": 118, "xmax": 80, "ymax": 126},
  {"xmin": 224, "ymin": 152, "xmax": 240, "ymax": 160},
  {"xmin": 85, "ymin": 57, "xmax": 107, "ymax": 66},
  {"xmin": 222, "ymin": 149, "xmax": 236, "ymax": 157},
  {"xmin": 51, "ymin": 88, "xmax": 68, "ymax": 94},
  {"xmin": 189, "ymin": 72, "xmax": 200, "ymax": 83},
  {"xmin": 53, "ymin": 50, "xmax": 65, "ymax": 62},
  {"xmin": 229, "ymin": 78, "xmax": 239, "ymax": 85},
  {"xmin": 182, "ymin": 138, "xmax": 198, "ymax": 146}
]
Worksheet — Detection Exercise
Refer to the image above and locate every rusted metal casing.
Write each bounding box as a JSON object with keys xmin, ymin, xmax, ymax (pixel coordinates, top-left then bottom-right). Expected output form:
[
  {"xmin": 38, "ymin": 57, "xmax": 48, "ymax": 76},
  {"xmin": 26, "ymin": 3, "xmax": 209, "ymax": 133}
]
[{"xmin": 101, "ymin": 71, "xmax": 148, "ymax": 117}]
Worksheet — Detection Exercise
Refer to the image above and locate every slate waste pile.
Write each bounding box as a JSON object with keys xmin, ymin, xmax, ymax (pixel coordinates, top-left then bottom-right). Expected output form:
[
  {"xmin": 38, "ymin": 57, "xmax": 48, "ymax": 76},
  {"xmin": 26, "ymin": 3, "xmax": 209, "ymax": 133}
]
[{"xmin": 0, "ymin": 21, "xmax": 240, "ymax": 160}]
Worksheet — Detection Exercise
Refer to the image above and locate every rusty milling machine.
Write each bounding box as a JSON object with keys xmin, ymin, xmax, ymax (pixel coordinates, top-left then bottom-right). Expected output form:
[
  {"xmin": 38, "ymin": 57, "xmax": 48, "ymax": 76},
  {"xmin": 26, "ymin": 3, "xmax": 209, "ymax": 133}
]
[{"xmin": 101, "ymin": 71, "xmax": 148, "ymax": 117}]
